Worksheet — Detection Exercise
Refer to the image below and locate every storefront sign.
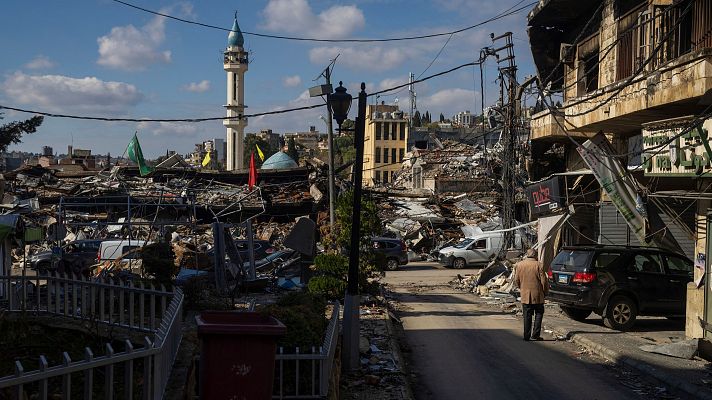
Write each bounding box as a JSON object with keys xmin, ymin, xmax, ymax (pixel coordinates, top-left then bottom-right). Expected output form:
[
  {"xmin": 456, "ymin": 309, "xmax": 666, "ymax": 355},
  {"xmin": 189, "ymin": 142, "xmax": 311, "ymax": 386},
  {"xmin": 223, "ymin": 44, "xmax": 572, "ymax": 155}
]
[
  {"xmin": 578, "ymin": 133, "xmax": 649, "ymax": 245},
  {"xmin": 642, "ymin": 117, "xmax": 712, "ymax": 176},
  {"xmin": 526, "ymin": 177, "xmax": 562, "ymax": 218}
]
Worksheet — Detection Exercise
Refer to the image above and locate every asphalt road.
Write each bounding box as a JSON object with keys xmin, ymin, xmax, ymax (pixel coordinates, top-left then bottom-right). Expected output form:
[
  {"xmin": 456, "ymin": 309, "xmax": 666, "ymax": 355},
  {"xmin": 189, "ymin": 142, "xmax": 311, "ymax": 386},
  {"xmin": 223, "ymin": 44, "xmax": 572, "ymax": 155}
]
[{"xmin": 384, "ymin": 262, "xmax": 672, "ymax": 400}]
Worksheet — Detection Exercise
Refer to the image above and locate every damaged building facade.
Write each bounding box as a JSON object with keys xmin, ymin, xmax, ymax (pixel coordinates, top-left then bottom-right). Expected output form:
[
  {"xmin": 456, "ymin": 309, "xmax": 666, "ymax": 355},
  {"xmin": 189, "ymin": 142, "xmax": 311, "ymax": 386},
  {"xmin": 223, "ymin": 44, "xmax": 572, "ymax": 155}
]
[{"xmin": 527, "ymin": 0, "xmax": 712, "ymax": 340}]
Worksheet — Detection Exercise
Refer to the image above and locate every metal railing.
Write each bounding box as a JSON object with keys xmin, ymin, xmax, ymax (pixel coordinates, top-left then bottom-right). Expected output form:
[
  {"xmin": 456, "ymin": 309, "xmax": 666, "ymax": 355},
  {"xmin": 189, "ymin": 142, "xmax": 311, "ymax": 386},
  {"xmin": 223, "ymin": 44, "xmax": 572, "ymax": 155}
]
[
  {"xmin": 273, "ymin": 302, "xmax": 340, "ymax": 399},
  {"xmin": 0, "ymin": 274, "xmax": 183, "ymax": 399}
]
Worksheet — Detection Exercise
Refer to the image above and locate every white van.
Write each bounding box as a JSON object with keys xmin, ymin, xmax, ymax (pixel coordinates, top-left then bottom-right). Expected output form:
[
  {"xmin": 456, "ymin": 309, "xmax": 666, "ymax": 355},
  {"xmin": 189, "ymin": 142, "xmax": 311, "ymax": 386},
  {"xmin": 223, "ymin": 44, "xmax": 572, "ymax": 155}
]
[
  {"xmin": 97, "ymin": 240, "xmax": 153, "ymax": 263},
  {"xmin": 438, "ymin": 231, "xmax": 522, "ymax": 268}
]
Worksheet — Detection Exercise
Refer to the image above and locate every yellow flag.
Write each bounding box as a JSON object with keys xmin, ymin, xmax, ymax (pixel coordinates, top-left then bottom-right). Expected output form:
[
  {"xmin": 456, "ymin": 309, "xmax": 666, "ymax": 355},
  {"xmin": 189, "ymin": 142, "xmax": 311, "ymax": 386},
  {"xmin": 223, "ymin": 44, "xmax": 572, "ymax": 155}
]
[
  {"xmin": 256, "ymin": 144, "xmax": 265, "ymax": 161},
  {"xmin": 201, "ymin": 151, "xmax": 211, "ymax": 167}
]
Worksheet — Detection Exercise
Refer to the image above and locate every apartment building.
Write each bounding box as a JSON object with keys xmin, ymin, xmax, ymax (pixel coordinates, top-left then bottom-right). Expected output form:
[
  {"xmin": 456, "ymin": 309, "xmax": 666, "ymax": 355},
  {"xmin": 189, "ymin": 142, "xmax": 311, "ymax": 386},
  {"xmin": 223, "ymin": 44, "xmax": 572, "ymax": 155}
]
[
  {"xmin": 527, "ymin": 0, "xmax": 712, "ymax": 341},
  {"xmin": 363, "ymin": 104, "xmax": 409, "ymax": 187}
]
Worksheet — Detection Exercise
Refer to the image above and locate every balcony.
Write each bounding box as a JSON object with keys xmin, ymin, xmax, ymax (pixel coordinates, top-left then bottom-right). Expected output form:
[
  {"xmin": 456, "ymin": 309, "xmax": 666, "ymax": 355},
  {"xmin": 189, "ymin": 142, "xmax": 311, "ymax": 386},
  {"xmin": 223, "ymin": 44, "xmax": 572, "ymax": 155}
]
[{"xmin": 530, "ymin": 109, "xmax": 596, "ymax": 141}]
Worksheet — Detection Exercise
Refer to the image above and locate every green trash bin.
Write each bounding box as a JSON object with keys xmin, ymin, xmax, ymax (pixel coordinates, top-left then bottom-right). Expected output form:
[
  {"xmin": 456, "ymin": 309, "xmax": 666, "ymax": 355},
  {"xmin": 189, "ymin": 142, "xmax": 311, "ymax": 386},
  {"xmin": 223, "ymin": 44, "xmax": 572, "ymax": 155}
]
[{"xmin": 196, "ymin": 311, "xmax": 286, "ymax": 400}]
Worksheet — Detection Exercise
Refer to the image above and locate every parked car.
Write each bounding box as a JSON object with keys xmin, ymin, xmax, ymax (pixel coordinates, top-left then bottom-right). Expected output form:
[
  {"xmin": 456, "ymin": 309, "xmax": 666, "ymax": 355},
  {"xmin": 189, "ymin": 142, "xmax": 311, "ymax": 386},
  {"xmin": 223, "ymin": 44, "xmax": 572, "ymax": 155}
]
[
  {"xmin": 439, "ymin": 231, "xmax": 523, "ymax": 268},
  {"xmin": 372, "ymin": 237, "xmax": 408, "ymax": 271},
  {"xmin": 29, "ymin": 239, "xmax": 103, "ymax": 275},
  {"xmin": 547, "ymin": 245, "xmax": 693, "ymax": 331}
]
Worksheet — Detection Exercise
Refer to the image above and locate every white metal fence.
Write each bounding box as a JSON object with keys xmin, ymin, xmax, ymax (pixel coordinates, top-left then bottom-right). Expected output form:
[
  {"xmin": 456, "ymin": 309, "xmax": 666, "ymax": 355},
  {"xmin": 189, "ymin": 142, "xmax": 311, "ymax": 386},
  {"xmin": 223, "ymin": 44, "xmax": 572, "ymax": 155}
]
[
  {"xmin": 273, "ymin": 302, "xmax": 340, "ymax": 399},
  {"xmin": 0, "ymin": 273, "xmax": 183, "ymax": 400}
]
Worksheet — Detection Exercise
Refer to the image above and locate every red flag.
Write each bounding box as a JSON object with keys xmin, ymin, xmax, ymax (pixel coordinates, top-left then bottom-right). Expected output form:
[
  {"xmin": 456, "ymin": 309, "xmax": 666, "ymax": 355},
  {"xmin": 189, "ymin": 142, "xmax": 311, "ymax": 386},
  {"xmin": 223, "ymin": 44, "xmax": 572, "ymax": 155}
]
[{"xmin": 248, "ymin": 151, "xmax": 258, "ymax": 190}]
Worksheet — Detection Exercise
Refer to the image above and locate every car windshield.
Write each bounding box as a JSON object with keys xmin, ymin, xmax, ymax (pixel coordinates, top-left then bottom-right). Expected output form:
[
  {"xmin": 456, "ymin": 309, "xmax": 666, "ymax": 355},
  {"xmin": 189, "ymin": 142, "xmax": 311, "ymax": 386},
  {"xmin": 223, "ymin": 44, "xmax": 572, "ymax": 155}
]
[
  {"xmin": 552, "ymin": 250, "xmax": 594, "ymax": 272},
  {"xmin": 453, "ymin": 239, "xmax": 474, "ymax": 249}
]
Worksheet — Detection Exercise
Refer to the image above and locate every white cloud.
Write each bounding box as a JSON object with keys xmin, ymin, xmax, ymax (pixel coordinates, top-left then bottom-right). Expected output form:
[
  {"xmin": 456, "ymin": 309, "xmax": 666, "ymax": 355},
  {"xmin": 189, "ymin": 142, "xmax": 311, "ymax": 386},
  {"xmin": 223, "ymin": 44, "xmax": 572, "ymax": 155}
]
[
  {"xmin": 309, "ymin": 46, "xmax": 410, "ymax": 72},
  {"xmin": 2, "ymin": 72, "xmax": 143, "ymax": 114},
  {"xmin": 283, "ymin": 75, "xmax": 302, "ymax": 87},
  {"xmin": 419, "ymin": 88, "xmax": 477, "ymax": 117},
  {"xmin": 25, "ymin": 55, "xmax": 55, "ymax": 70},
  {"xmin": 262, "ymin": 0, "xmax": 365, "ymax": 38},
  {"xmin": 137, "ymin": 121, "xmax": 201, "ymax": 137},
  {"xmin": 96, "ymin": 13, "xmax": 171, "ymax": 71},
  {"xmin": 183, "ymin": 80, "xmax": 211, "ymax": 93}
]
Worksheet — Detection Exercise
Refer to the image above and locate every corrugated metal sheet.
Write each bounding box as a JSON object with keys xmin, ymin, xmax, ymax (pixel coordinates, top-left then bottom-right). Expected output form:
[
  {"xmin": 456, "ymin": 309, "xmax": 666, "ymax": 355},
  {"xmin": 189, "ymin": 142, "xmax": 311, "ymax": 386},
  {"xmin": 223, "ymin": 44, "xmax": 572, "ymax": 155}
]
[
  {"xmin": 597, "ymin": 202, "xmax": 631, "ymax": 245},
  {"xmin": 596, "ymin": 200, "xmax": 695, "ymax": 259}
]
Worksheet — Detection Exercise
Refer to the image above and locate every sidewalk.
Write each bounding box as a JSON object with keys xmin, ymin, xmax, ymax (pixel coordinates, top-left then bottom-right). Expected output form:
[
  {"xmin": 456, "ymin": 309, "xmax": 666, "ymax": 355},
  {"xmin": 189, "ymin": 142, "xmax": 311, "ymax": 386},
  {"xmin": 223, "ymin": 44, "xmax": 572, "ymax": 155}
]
[{"xmin": 538, "ymin": 305, "xmax": 712, "ymax": 399}]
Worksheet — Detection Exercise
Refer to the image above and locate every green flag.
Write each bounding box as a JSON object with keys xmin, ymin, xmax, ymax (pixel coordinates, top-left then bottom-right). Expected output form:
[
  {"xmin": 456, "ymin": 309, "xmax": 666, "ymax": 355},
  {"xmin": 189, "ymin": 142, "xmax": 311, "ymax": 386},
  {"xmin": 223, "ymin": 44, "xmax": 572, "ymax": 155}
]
[{"xmin": 127, "ymin": 133, "xmax": 153, "ymax": 176}]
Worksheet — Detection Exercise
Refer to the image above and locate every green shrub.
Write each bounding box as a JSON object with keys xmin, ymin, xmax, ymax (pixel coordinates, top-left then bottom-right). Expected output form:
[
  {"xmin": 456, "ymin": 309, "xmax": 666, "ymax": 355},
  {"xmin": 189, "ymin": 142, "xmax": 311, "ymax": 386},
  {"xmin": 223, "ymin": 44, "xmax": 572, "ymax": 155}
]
[{"xmin": 261, "ymin": 292, "xmax": 327, "ymax": 348}]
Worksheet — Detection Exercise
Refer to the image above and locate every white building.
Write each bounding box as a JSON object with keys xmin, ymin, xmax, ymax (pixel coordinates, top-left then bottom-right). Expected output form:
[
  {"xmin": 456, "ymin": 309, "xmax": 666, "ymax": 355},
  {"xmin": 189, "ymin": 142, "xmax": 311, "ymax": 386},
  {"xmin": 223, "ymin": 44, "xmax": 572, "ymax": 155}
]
[
  {"xmin": 452, "ymin": 110, "xmax": 476, "ymax": 127},
  {"xmin": 223, "ymin": 15, "xmax": 249, "ymax": 171}
]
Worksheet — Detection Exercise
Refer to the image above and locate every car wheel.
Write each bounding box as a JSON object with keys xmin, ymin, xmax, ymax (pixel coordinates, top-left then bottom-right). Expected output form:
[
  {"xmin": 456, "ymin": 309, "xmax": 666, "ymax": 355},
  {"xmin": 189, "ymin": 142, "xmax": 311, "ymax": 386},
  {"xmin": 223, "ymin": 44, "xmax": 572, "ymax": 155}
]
[
  {"xmin": 560, "ymin": 306, "xmax": 592, "ymax": 322},
  {"xmin": 604, "ymin": 296, "xmax": 637, "ymax": 331},
  {"xmin": 385, "ymin": 258, "xmax": 399, "ymax": 271},
  {"xmin": 452, "ymin": 257, "xmax": 467, "ymax": 269}
]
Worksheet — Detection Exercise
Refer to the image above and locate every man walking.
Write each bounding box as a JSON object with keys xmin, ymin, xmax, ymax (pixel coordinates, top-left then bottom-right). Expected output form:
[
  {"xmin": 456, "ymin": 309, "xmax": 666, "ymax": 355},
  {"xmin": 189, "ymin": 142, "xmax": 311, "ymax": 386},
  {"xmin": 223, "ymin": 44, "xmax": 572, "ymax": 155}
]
[{"xmin": 514, "ymin": 249, "xmax": 548, "ymax": 341}]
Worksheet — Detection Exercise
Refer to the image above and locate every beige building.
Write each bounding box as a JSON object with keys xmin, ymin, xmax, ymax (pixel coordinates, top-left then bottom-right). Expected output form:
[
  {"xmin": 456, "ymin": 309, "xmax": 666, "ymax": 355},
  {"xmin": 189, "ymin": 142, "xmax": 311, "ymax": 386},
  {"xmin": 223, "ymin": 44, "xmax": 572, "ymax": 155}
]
[
  {"xmin": 527, "ymin": 0, "xmax": 712, "ymax": 341},
  {"xmin": 363, "ymin": 104, "xmax": 409, "ymax": 187}
]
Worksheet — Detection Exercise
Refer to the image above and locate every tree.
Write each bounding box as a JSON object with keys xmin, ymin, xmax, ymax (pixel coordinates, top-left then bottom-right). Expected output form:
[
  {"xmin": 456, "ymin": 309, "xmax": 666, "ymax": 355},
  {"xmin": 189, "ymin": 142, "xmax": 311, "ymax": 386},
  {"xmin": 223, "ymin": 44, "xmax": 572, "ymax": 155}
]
[
  {"xmin": 412, "ymin": 111, "xmax": 421, "ymax": 127},
  {"xmin": 0, "ymin": 114, "xmax": 43, "ymax": 153},
  {"xmin": 340, "ymin": 118, "xmax": 355, "ymax": 132},
  {"xmin": 439, "ymin": 113, "xmax": 445, "ymax": 122},
  {"xmin": 243, "ymin": 133, "xmax": 276, "ymax": 168},
  {"xmin": 286, "ymin": 137, "xmax": 299, "ymax": 163}
]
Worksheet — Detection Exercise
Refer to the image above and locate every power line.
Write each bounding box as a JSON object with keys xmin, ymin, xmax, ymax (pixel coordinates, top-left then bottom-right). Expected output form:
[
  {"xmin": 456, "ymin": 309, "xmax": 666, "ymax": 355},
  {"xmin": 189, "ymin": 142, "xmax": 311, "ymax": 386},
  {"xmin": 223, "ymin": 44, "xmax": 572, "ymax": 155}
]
[
  {"xmin": 111, "ymin": 0, "xmax": 536, "ymax": 43},
  {"xmin": 1, "ymin": 60, "xmax": 483, "ymax": 123}
]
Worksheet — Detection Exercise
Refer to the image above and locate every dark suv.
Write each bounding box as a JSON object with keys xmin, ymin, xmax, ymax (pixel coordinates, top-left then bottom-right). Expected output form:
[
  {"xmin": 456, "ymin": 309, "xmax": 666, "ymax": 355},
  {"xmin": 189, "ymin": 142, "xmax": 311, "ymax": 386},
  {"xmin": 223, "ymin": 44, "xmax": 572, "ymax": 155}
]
[
  {"xmin": 547, "ymin": 246, "xmax": 693, "ymax": 331},
  {"xmin": 372, "ymin": 237, "xmax": 409, "ymax": 271},
  {"xmin": 29, "ymin": 240, "xmax": 104, "ymax": 275}
]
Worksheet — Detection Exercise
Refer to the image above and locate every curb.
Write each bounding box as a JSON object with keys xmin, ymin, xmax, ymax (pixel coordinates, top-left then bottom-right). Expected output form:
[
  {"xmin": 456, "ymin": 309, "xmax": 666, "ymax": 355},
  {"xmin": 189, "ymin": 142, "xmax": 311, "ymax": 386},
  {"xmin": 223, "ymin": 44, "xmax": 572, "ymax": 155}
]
[
  {"xmin": 380, "ymin": 286, "xmax": 416, "ymax": 400},
  {"xmin": 546, "ymin": 323, "xmax": 712, "ymax": 400}
]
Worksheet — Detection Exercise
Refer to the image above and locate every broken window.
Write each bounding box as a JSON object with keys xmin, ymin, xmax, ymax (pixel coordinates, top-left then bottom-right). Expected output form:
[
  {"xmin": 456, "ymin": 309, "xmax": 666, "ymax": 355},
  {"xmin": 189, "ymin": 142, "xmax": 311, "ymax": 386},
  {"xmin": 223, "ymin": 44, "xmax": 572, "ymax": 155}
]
[
  {"xmin": 399, "ymin": 148, "xmax": 405, "ymax": 162},
  {"xmin": 391, "ymin": 122, "xmax": 398, "ymax": 140},
  {"xmin": 383, "ymin": 171, "xmax": 389, "ymax": 184},
  {"xmin": 391, "ymin": 148, "xmax": 397, "ymax": 164},
  {"xmin": 375, "ymin": 147, "xmax": 381, "ymax": 163},
  {"xmin": 376, "ymin": 124, "xmax": 382, "ymax": 140},
  {"xmin": 375, "ymin": 170, "xmax": 381, "ymax": 183},
  {"xmin": 400, "ymin": 123, "xmax": 406, "ymax": 140},
  {"xmin": 383, "ymin": 147, "xmax": 389, "ymax": 164},
  {"xmin": 577, "ymin": 32, "xmax": 600, "ymax": 95}
]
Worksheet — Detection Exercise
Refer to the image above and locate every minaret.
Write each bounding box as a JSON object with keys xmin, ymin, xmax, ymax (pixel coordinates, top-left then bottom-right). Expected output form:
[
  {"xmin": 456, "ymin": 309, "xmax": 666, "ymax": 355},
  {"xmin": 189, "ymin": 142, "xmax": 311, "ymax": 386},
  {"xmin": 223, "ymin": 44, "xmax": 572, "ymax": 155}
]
[{"xmin": 223, "ymin": 13, "xmax": 248, "ymax": 171}]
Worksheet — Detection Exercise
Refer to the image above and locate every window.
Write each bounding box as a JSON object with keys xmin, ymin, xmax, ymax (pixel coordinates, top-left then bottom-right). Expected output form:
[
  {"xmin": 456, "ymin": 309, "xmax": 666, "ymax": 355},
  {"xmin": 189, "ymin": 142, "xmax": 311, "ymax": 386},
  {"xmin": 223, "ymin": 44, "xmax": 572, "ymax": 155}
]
[
  {"xmin": 391, "ymin": 171, "xmax": 396, "ymax": 181},
  {"xmin": 383, "ymin": 147, "xmax": 389, "ymax": 164},
  {"xmin": 577, "ymin": 33, "xmax": 599, "ymax": 95},
  {"xmin": 384, "ymin": 123, "xmax": 390, "ymax": 139},
  {"xmin": 400, "ymin": 123, "xmax": 406, "ymax": 140},
  {"xmin": 472, "ymin": 239, "xmax": 487, "ymax": 249},
  {"xmin": 375, "ymin": 170, "xmax": 381, "ymax": 182},
  {"xmin": 122, "ymin": 246, "xmax": 141, "ymax": 259},
  {"xmin": 233, "ymin": 73, "xmax": 237, "ymax": 101},
  {"xmin": 375, "ymin": 147, "xmax": 381, "ymax": 163},
  {"xmin": 595, "ymin": 253, "xmax": 621, "ymax": 269},
  {"xmin": 375, "ymin": 123, "xmax": 381, "ymax": 140},
  {"xmin": 630, "ymin": 254, "xmax": 664, "ymax": 274},
  {"xmin": 665, "ymin": 255, "xmax": 693, "ymax": 275},
  {"xmin": 383, "ymin": 171, "xmax": 389, "ymax": 184},
  {"xmin": 391, "ymin": 122, "xmax": 398, "ymax": 140},
  {"xmin": 399, "ymin": 148, "xmax": 405, "ymax": 162},
  {"xmin": 391, "ymin": 148, "xmax": 397, "ymax": 164}
]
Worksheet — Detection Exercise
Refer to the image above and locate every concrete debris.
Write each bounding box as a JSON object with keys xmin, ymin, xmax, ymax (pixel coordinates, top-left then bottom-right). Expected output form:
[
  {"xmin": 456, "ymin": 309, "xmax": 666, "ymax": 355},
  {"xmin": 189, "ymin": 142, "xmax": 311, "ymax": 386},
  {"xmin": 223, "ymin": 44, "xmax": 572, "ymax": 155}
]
[{"xmin": 639, "ymin": 339, "xmax": 700, "ymax": 360}]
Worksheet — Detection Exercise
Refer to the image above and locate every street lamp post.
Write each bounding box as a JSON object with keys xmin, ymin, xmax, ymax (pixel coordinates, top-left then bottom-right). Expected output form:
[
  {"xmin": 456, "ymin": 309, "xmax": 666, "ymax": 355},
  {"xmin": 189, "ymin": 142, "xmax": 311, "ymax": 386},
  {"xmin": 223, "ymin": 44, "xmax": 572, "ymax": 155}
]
[{"xmin": 329, "ymin": 81, "xmax": 367, "ymax": 371}]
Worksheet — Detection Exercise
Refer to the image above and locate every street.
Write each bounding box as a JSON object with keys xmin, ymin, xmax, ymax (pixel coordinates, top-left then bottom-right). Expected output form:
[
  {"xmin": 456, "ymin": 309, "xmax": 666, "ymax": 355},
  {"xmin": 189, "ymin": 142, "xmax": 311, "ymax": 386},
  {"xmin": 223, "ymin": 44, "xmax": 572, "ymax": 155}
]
[{"xmin": 383, "ymin": 262, "xmax": 677, "ymax": 400}]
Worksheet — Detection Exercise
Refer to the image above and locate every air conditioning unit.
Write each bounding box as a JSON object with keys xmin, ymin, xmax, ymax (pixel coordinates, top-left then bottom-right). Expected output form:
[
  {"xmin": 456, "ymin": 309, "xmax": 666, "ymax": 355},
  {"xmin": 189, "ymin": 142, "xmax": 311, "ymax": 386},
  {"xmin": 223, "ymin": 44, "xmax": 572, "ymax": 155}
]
[{"xmin": 560, "ymin": 43, "xmax": 574, "ymax": 65}]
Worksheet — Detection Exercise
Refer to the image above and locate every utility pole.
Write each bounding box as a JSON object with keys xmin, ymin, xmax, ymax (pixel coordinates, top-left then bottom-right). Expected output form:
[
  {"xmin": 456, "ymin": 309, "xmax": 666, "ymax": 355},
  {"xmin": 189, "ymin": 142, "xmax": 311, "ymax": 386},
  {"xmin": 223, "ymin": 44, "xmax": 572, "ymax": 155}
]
[
  {"xmin": 343, "ymin": 82, "xmax": 367, "ymax": 371},
  {"xmin": 409, "ymin": 72, "xmax": 416, "ymax": 133},
  {"xmin": 324, "ymin": 67, "xmax": 337, "ymax": 229},
  {"xmin": 491, "ymin": 32, "xmax": 518, "ymax": 256}
]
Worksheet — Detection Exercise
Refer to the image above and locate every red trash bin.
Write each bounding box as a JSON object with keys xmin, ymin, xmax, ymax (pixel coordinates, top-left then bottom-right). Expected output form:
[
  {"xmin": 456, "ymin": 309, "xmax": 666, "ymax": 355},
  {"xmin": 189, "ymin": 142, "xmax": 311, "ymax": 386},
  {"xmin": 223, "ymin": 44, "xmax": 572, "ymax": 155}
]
[{"xmin": 196, "ymin": 311, "xmax": 286, "ymax": 400}]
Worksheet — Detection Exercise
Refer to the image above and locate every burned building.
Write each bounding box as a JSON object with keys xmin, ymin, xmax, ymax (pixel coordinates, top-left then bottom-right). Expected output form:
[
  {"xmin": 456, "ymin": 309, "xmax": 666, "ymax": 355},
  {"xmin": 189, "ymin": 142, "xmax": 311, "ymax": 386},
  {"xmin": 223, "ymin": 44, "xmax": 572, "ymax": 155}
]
[{"xmin": 527, "ymin": 0, "xmax": 712, "ymax": 340}]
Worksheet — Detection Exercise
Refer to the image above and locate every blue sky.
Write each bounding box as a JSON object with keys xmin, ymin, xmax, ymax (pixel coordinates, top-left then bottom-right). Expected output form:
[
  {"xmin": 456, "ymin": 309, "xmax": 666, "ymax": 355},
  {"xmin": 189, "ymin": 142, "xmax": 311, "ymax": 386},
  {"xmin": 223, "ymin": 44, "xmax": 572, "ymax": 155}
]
[{"xmin": 0, "ymin": 0, "xmax": 535, "ymax": 158}]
